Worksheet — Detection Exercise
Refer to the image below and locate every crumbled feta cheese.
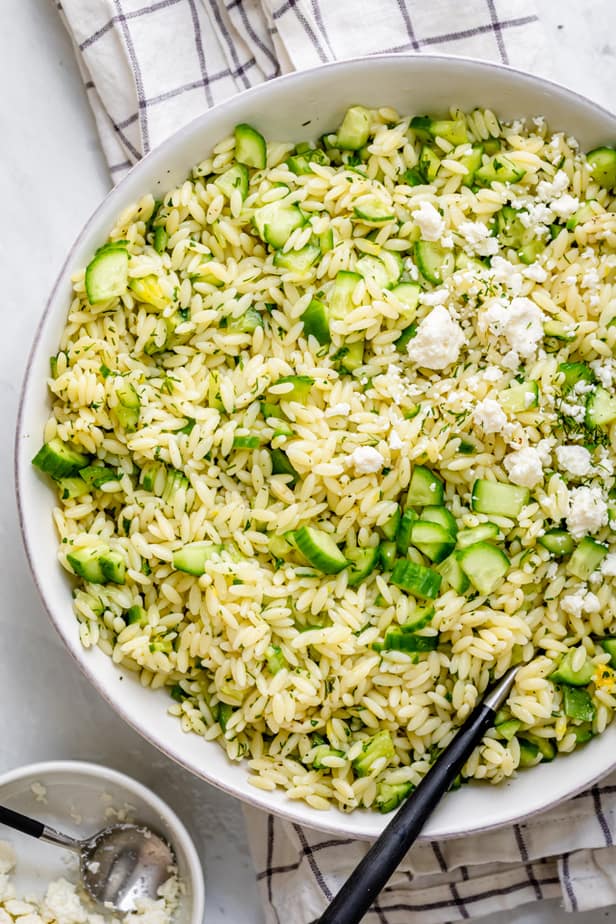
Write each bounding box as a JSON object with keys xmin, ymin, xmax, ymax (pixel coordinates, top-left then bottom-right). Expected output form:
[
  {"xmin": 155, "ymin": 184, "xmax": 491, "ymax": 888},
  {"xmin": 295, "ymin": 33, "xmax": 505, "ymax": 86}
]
[
  {"xmin": 458, "ymin": 220, "xmax": 499, "ymax": 257},
  {"xmin": 503, "ymin": 447, "xmax": 544, "ymax": 487},
  {"xmin": 407, "ymin": 305, "xmax": 465, "ymax": 370},
  {"xmin": 349, "ymin": 446, "xmax": 385, "ymax": 474},
  {"xmin": 389, "ymin": 430, "xmax": 404, "ymax": 450},
  {"xmin": 473, "ymin": 398, "xmax": 507, "ymax": 434},
  {"xmin": 597, "ymin": 446, "xmax": 614, "ymax": 476},
  {"xmin": 489, "ymin": 256, "xmax": 523, "ymax": 295},
  {"xmin": 404, "ymin": 259, "xmax": 420, "ymax": 281},
  {"xmin": 566, "ymin": 486, "xmax": 608, "ymax": 538},
  {"xmin": 561, "ymin": 590, "xmax": 601, "ymax": 618},
  {"xmin": 523, "ymin": 263, "xmax": 548, "ymax": 283},
  {"xmin": 559, "ymin": 398, "xmax": 586, "ymax": 424},
  {"xmin": 419, "ymin": 288, "xmax": 448, "ymax": 306},
  {"xmin": 537, "ymin": 169, "xmax": 569, "ymax": 201},
  {"xmin": 480, "ymin": 296, "xmax": 545, "ymax": 359},
  {"xmin": 412, "ymin": 201, "xmax": 445, "ymax": 242},
  {"xmin": 601, "ymin": 553, "xmax": 616, "ymax": 577},
  {"xmin": 483, "ymin": 366, "xmax": 503, "ymax": 383},
  {"xmin": 536, "ymin": 439, "xmax": 554, "ymax": 466},
  {"xmin": 556, "ymin": 445, "xmax": 592, "ymax": 477},
  {"xmin": 581, "ymin": 268, "xmax": 600, "ymax": 290},
  {"xmin": 325, "ymin": 402, "xmax": 351, "ymax": 417},
  {"xmin": 519, "ymin": 202, "xmax": 553, "ymax": 236},
  {"xmin": 501, "ymin": 350, "xmax": 520, "ymax": 371},
  {"xmin": 550, "ymin": 194, "xmax": 579, "ymax": 220},
  {"xmin": 590, "ymin": 359, "xmax": 614, "ymax": 388}
]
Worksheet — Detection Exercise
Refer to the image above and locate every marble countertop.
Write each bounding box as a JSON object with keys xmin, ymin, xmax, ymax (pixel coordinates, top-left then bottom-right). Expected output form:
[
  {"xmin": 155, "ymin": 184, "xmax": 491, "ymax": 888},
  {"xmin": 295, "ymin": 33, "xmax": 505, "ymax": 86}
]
[{"xmin": 2, "ymin": 1, "xmax": 616, "ymax": 921}]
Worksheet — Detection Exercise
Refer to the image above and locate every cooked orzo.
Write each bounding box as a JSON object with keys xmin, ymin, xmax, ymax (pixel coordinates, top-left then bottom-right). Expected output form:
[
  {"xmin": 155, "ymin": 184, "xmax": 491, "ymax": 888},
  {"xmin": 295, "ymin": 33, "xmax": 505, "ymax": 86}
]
[{"xmin": 34, "ymin": 105, "xmax": 616, "ymax": 813}]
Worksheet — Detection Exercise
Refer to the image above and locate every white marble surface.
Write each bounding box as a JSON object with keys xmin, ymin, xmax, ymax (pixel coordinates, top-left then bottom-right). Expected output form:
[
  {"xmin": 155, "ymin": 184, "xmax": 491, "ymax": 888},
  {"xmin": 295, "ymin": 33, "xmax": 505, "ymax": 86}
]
[{"xmin": 2, "ymin": 1, "xmax": 616, "ymax": 922}]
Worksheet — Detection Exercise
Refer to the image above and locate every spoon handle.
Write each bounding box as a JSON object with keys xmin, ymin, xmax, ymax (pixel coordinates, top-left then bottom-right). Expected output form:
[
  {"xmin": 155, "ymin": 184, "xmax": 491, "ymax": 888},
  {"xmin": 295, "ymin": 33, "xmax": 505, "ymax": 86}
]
[
  {"xmin": 0, "ymin": 804, "xmax": 80, "ymax": 853},
  {"xmin": 317, "ymin": 665, "xmax": 521, "ymax": 924}
]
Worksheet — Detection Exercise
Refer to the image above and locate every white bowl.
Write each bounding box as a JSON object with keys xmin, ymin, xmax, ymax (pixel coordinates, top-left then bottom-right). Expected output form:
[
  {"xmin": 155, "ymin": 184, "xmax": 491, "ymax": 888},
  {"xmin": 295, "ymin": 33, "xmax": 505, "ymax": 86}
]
[
  {"xmin": 16, "ymin": 54, "xmax": 616, "ymax": 841},
  {"xmin": 0, "ymin": 761, "xmax": 205, "ymax": 922}
]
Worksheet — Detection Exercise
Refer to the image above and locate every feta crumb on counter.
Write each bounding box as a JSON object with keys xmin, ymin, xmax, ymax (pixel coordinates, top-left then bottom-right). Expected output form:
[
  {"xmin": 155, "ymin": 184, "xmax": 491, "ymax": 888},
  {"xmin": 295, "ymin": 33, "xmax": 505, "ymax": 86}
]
[
  {"xmin": 503, "ymin": 447, "xmax": 544, "ymax": 488},
  {"xmin": 566, "ymin": 486, "xmax": 609, "ymax": 538},
  {"xmin": 561, "ymin": 590, "xmax": 601, "ymax": 618},
  {"xmin": 349, "ymin": 446, "xmax": 385, "ymax": 474},
  {"xmin": 555, "ymin": 445, "xmax": 592, "ymax": 477},
  {"xmin": 472, "ymin": 398, "xmax": 507, "ymax": 435},
  {"xmin": 407, "ymin": 305, "xmax": 465, "ymax": 370},
  {"xmin": 412, "ymin": 201, "xmax": 445, "ymax": 242}
]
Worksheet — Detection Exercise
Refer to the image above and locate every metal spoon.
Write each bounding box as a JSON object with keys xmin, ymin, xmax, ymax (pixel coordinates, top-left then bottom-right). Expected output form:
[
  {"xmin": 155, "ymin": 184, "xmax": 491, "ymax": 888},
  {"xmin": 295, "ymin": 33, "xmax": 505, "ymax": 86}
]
[{"xmin": 0, "ymin": 807, "xmax": 175, "ymax": 911}]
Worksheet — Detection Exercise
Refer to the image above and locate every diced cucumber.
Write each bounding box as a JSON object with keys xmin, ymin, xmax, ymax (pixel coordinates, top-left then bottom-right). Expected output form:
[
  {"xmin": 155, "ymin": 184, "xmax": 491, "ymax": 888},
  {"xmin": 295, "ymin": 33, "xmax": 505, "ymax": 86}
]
[
  {"xmin": 234, "ymin": 123, "xmax": 267, "ymax": 169},
  {"xmin": 519, "ymin": 240, "xmax": 547, "ymax": 265},
  {"xmin": 483, "ymin": 138, "xmax": 501, "ymax": 155},
  {"xmin": 32, "ymin": 439, "xmax": 90, "ymax": 479},
  {"xmin": 572, "ymin": 723, "xmax": 594, "ymax": 744},
  {"xmin": 499, "ymin": 381, "xmax": 539, "ymax": 413},
  {"xmin": 311, "ymin": 744, "xmax": 344, "ymax": 769},
  {"xmin": 563, "ymin": 686, "xmax": 596, "ymax": 722},
  {"xmin": 352, "ymin": 730, "xmax": 395, "ymax": 777},
  {"xmin": 140, "ymin": 461, "xmax": 165, "ymax": 494},
  {"xmin": 567, "ymin": 537, "xmax": 607, "ymax": 580},
  {"xmin": 390, "ymin": 559, "xmax": 442, "ymax": 599},
  {"xmin": 518, "ymin": 739, "xmax": 540, "ymax": 768},
  {"xmin": 538, "ymin": 529, "xmax": 574, "ymax": 557},
  {"xmin": 471, "ymin": 479, "xmax": 530, "ymax": 518},
  {"xmin": 418, "ymin": 146, "xmax": 441, "ymax": 183},
  {"xmin": 460, "ymin": 144, "xmax": 484, "ymax": 186},
  {"xmin": 273, "ymin": 243, "xmax": 320, "ymax": 274},
  {"xmin": 375, "ymin": 781, "xmax": 413, "ymax": 814},
  {"xmin": 543, "ymin": 319, "xmax": 576, "ymax": 342},
  {"xmin": 410, "ymin": 116, "xmax": 468, "ymax": 146},
  {"xmin": 378, "ymin": 541, "xmax": 397, "ymax": 571},
  {"xmin": 129, "ymin": 275, "xmax": 168, "ymax": 310},
  {"xmin": 458, "ymin": 541, "xmax": 510, "ymax": 595},
  {"xmin": 218, "ymin": 703, "xmax": 234, "ymax": 731},
  {"xmin": 113, "ymin": 379, "xmax": 140, "ymax": 432},
  {"xmin": 270, "ymin": 448, "xmax": 299, "ymax": 483},
  {"xmin": 586, "ymin": 386, "xmax": 616, "ymax": 428},
  {"xmin": 346, "ymin": 546, "xmax": 379, "ymax": 586},
  {"xmin": 127, "ymin": 605, "xmax": 147, "ymax": 626},
  {"xmin": 475, "ymin": 155, "xmax": 525, "ymax": 186},
  {"xmin": 85, "ymin": 245, "xmax": 129, "ymax": 304},
  {"xmin": 293, "ymin": 526, "xmax": 348, "ymax": 574},
  {"xmin": 491, "ymin": 205, "xmax": 525, "ymax": 248},
  {"xmin": 437, "ymin": 552, "xmax": 470, "ymax": 594},
  {"xmin": 356, "ymin": 255, "xmax": 399, "ymax": 289},
  {"xmin": 330, "ymin": 270, "xmax": 362, "ymax": 320},
  {"xmin": 354, "ymin": 195, "xmax": 395, "ymax": 224},
  {"xmin": 587, "ymin": 146, "xmax": 616, "ymax": 190},
  {"xmin": 396, "ymin": 509, "xmax": 417, "ymax": 555},
  {"xmin": 410, "ymin": 521, "xmax": 456, "ymax": 564},
  {"xmin": 420, "ymin": 506, "xmax": 458, "ymax": 537},
  {"xmin": 162, "ymin": 468, "xmax": 189, "ymax": 503},
  {"xmin": 272, "ymin": 374, "xmax": 314, "ymax": 403},
  {"xmin": 496, "ymin": 718, "xmax": 522, "ymax": 741},
  {"xmin": 99, "ymin": 550, "xmax": 126, "ymax": 585},
  {"xmin": 390, "ymin": 282, "xmax": 420, "ymax": 320},
  {"xmin": 402, "ymin": 167, "xmax": 426, "ymax": 187},
  {"xmin": 550, "ymin": 649, "xmax": 594, "ymax": 686},
  {"xmin": 266, "ymin": 645, "xmax": 287, "ymax": 675},
  {"xmin": 173, "ymin": 541, "xmax": 223, "ymax": 576},
  {"xmin": 337, "ymin": 340, "xmax": 364, "ymax": 373},
  {"xmin": 566, "ymin": 200, "xmax": 598, "ymax": 231},
  {"xmin": 301, "ymin": 298, "xmax": 330, "ymax": 345},
  {"xmin": 381, "ymin": 630, "xmax": 439, "ymax": 652},
  {"xmin": 401, "ymin": 604, "xmax": 435, "ymax": 631},
  {"xmin": 522, "ymin": 734, "xmax": 556, "ymax": 762},
  {"xmin": 57, "ymin": 477, "xmax": 90, "ymax": 500},
  {"xmin": 337, "ymin": 106, "xmax": 371, "ymax": 151},
  {"xmin": 226, "ymin": 308, "xmax": 263, "ymax": 334},
  {"xmin": 67, "ymin": 544, "xmax": 125, "ymax": 585},
  {"xmin": 600, "ymin": 637, "xmax": 616, "ymax": 668},
  {"xmin": 381, "ymin": 507, "xmax": 401, "ymax": 541},
  {"xmin": 253, "ymin": 200, "xmax": 305, "ymax": 249},
  {"xmin": 193, "ymin": 255, "xmax": 224, "ymax": 288},
  {"xmin": 456, "ymin": 523, "xmax": 500, "ymax": 548},
  {"xmin": 153, "ymin": 227, "xmax": 168, "ymax": 253},
  {"xmin": 214, "ymin": 163, "xmax": 250, "ymax": 200},
  {"xmin": 268, "ymin": 532, "xmax": 295, "ymax": 561},
  {"xmin": 232, "ymin": 435, "xmax": 261, "ymax": 449},
  {"xmin": 558, "ymin": 362, "xmax": 595, "ymax": 392},
  {"xmin": 395, "ymin": 323, "xmax": 417, "ymax": 352},
  {"xmin": 319, "ymin": 227, "xmax": 334, "ymax": 253},
  {"xmin": 408, "ymin": 466, "xmax": 444, "ymax": 507},
  {"xmin": 414, "ymin": 240, "xmax": 454, "ymax": 285},
  {"xmin": 286, "ymin": 149, "xmax": 330, "ymax": 175}
]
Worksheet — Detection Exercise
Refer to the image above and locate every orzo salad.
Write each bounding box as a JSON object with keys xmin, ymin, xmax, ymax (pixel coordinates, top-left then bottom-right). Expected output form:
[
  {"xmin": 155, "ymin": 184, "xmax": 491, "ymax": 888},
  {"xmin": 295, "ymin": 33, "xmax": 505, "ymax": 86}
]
[{"xmin": 33, "ymin": 104, "xmax": 616, "ymax": 813}]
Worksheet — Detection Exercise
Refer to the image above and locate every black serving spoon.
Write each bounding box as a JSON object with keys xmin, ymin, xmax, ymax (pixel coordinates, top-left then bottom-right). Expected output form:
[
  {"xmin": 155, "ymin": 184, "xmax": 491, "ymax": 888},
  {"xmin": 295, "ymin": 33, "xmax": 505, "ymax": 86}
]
[{"xmin": 318, "ymin": 664, "xmax": 521, "ymax": 923}]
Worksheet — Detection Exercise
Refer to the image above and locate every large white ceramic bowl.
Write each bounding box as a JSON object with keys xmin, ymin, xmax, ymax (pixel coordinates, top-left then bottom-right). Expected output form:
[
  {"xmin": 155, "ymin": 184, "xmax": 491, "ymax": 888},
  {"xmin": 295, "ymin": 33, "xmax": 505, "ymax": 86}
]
[{"xmin": 16, "ymin": 54, "xmax": 616, "ymax": 841}]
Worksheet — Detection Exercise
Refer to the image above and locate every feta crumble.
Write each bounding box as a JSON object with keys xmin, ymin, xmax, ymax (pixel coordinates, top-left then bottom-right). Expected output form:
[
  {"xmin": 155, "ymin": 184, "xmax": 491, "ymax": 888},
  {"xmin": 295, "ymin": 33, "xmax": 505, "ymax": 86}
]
[
  {"xmin": 503, "ymin": 447, "xmax": 544, "ymax": 488},
  {"xmin": 523, "ymin": 263, "xmax": 548, "ymax": 283},
  {"xmin": 458, "ymin": 220, "xmax": 499, "ymax": 257},
  {"xmin": 349, "ymin": 446, "xmax": 385, "ymax": 474},
  {"xmin": 407, "ymin": 305, "xmax": 465, "ymax": 370},
  {"xmin": 412, "ymin": 201, "xmax": 445, "ymax": 242},
  {"xmin": 555, "ymin": 445, "xmax": 592, "ymax": 477},
  {"xmin": 325, "ymin": 402, "xmax": 351, "ymax": 417},
  {"xmin": 550, "ymin": 194, "xmax": 579, "ymax": 220},
  {"xmin": 566, "ymin": 486, "xmax": 609, "ymax": 538},
  {"xmin": 601, "ymin": 553, "xmax": 616, "ymax": 577},
  {"xmin": 480, "ymin": 296, "xmax": 545, "ymax": 359},
  {"xmin": 473, "ymin": 398, "xmax": 507, "ymax": 435},
  {"xmin": 489, "ymin": 256, "xmax": 523, "ymax": 295},
  {"xmin": 537, "ymin": 169, "xmax": 570, "ymax": 201},
  {"xmin": 388, "ymin": 430, "xmax": 404, "ymax": 450},
  {"xmin": 561, "ymin": 590, "xmax": 601, "ymax": 618}
]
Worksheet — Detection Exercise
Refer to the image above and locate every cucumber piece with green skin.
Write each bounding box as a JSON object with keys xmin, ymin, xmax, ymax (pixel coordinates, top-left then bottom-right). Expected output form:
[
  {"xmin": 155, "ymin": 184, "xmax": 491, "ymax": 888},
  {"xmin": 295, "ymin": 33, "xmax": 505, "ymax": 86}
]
[
  {"xmin": 330, "ymin": 270, "xmax": 362, "ymax": 320},
  {"xmin": 491, "ymin": 205, "xmax": 525, "ymax": 248},
  {"xmin": 301, "ymin": 298, "xmax": 330, "ymax": 345},
  {"xmin": 32, "ymin": 439, "xmax": 90, "ymax": 479},
  {"xmin": 567, "ymin": 537, "xmax": 607, "ymax": 580},
  {"xmin": 538, "ymin": 529, "xmax": 575, "ymax": 557},
  {"xmin": 475, "ymin": 155, "xmax": 525, "ymax": 186},
  {"xmin": 396, "ymin": 509, "xmax": 417, "ymax": 555},
  {"xmin": 408, "ymin": 466, "xmax": 445, "ymax": 507},
  {"xmin": 232, "ymin": 435, "xmax": 261, "ymax": 449},
  {"xmin": 483, "ymin": 138, "xmax": 501, "ymax": 155},
  {"xmin": 218, "ymin": 703, "xmax": 234, "ymax": 732},
  {"xmin": 293, "ymin": 526, "xmax": 348, "ymax": 574},
  {"xmin": 543, "ymin": 319, "xmax": 576, "ymax": 342},
  {"xmin": 311, "ymin": 744, "xmax": 345, "ymax": 769},
  {"xmin": 67, "ymin": 546, "xmax": 107, "ymax": 583},
  {"xmin": 460, "ymin": 144, "xmax": 484, "ymax": 186},
  {"xmin": 127, "ymin": 605, "xmax": 147, "ymax": 626},
  {"xmin": 273, "ymin": 243, "xmax": 320, "ymax": 274},
  {"xmin": 85, "ymin": 246, "xmax": 129, "ymax": 304},
  {"xmin": 402, "ymin": 167, "xmax": 426, "ymax": 187},
  {"xmin": 353, "ymin": 195, "xmax": 395, "ymax": 224},
  {"xmin": 352, "ymin": 729, "xmax": 395, "ymax": 777},
  {"xmin": 266, "ymin": 645, "xmax": 287, "ymax": 675},
  {"xmin": 395, "ymin": 323, "xmax": 417, "ymax": 351},
  {"xmin": 226, "ymin": 308, "xmax": 263, "ymax": 334},
  {"xmin": 162, "ymin": 469, "xmax": 189, "ymax": 503},
  {"xmin": 518, "ymin": 739, "xmax": 541, "ymax": 768},
  {"xmin": 586, "ymin": 386, "xmax": 616, "ymax": 427},
  {"xmin": 381, "ymin": 630, "xmax": 439, "ymax": 652},
  {"xmin": 390, "ymin": 559, "xmax": 442, "ymax": 598},
  {"xmin": 418, "ymin": 146, "xmax": 441, "ymax": 182},
  {"xmin": 414, "ymin": 240, "xmax": 455, "ymax": 285},
  {"xmin": 129, "ymin": 275, "xmax": 168, "ymax": 310},
  {"xmin": 99, "ymin": 551, "xmax": 126, "ymax": 585},
  {"xmin": 410, "ymin": 520, "xmax": 456, "ymax": 564},
  {"xmin": 337, "ymin": 106, "xmax": 371, "ymax": 151},
  {"xmin": 499, "ymin": 381, "xmax": 539, "ymax": 413},
  {"xmin": 378, "ymin": 541, "xmax": 397, "ymax": 571},
  {"xmin": 458, "ymin": 541, "xmax": 510, "ymax": 595},
  {"xmin": 401, "ymin": 604, "xmax": 435, "ymax": 631},
  {"xmin": 381, "ymin": 507, "xmax": 401, "ymax": 541},
  {"xmin": 346, "ymin": 546, "xmax": 379, "ymax": 586},
  {"xmin": 524, "ymin": 734, "xmax": 556, "ymax": 762},
  {"xmin": 390, "ymin": 282, "xmax": 420, "ymax": 320},
  {"xmin": 566, "ymin": 200, "xmax": 598, "ymax": 230},
  {"xmin": 272, "ymin": 375, "xmax": 314, "ymax": 403},
  {"xmin": 558, "ymin": 362, "xmax": 595, "ymax": 392},
  {"xmin": 214, "ymin": 163, "xmax": 250, "ymax": 200},
  {"xmin": 375, "ymin": 781, "xmax": 413, "ymax": 814},
  {"xmin": 270, "ymin": 449, "xmax": 299, "ymax": 483},
  {"xmin": 57, "ymin": 477, "xmax": 90, "ymax": 500},
  {"xmin": 471, "ymin": 479, "xmax": 530, "ymax": 518},
  {"xmin": 562, "ymin": 686, "xmax": 596, "ymax": 722},
  {"xmin": 113, "ymin": 379, "xmax": 140, "ymax": 432},
  {"xmin": 496, "ymin": 718, "xmax": 522, "ymax": 741},
  {"xmin": 234, "ymin": 123, "xmax": 267, "ymax": 169},
  {"xmin": 421, "ymin": 506, "xmax": 458, "ymax": 537},
  {"xmin": 153, "ymin": 227, "xmax": 168, "ymax": 253},
  {"xmin": 319, "ymin": 228, "xmax": 334, "ymax": 253},
  {"xmin": 572, "ymin": 723, "xmax": 594, "ymax": 744},
  {"xmin": 338, "ymin": 340, "xmax": 365, "ymax": 372},
  {"xmin": 253, "ymin": 200, "xmax": 305, "ymax": 249},
  {"xmin": 550, "ymin": 649, "xmax": 594, "ymax": 686},
  {"xmin": 286, "ymin": 149, "xmax": 330, "ymax": 175},
  {"xmin": 173, "ymin": 541, "xmax": 223, "ymax": 576},
  {"xmin": 437, "ymin": 552, "xmax": 470, "ymax": 594},
  {"xmin": 410, "ymin": 116, "xmax": 468, "ymax": 146},
  {"xmin": 456, "ymin": 523, "xmax": 501, "ymax": 548},
  {"xmin": 587, "ymin": 146, "xmax": 616, "ymax": 190},
  {"xmin": 140, "ymin": 461, "xmax": 165, "ymax": 494},
  {"xmin": 518, "ymin": 240, "xmax": 547, "ymax": 265},
  {"xmin": 600, "ymin": 637, "xmax": 616, "ymax": 668},
  {"xmin": 356, "ymin": 255, "xmax": 400, "ymax": 289}
]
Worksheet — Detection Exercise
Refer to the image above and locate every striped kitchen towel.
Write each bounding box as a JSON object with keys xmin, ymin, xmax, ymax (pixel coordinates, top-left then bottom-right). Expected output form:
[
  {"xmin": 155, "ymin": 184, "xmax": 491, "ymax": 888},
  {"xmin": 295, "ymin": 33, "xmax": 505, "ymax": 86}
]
[{"xmin": 57, "ymin": 2, "xmax": 616, "ymax": 922}]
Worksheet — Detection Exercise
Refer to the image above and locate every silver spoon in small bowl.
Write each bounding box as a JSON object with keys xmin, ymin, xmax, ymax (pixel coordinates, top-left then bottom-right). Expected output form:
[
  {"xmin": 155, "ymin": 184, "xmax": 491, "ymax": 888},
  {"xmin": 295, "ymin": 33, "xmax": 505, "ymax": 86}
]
[{"xmin": 0, "ymin": 806, "xmax": 175, "ymax": 911}]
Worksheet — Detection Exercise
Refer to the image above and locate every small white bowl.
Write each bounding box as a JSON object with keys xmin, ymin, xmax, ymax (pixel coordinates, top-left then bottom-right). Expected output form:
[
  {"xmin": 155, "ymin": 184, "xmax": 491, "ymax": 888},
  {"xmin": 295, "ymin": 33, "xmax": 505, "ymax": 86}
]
[{"xmin": 0, "ymin": 761, "xmax": 205, "ymax": 924}]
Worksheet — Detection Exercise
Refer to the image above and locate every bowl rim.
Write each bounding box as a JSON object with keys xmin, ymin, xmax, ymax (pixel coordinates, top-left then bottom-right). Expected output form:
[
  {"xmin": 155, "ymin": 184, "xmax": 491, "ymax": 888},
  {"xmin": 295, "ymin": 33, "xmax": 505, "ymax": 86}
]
[
  {"xmin": 0, "ymin": 760, "xmax": 205, "ymax": 922},
  {"xmin": 15, "ymin": 51, "xmax": 616, "ymax": 842}
]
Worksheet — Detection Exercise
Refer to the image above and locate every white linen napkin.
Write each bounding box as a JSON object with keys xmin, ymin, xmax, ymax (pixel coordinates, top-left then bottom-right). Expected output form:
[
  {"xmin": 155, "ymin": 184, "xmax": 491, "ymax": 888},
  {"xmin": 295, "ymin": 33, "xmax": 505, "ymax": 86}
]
[{"xmin": 57, "ymin": 1, "xmax": 616, "ymax": 920}]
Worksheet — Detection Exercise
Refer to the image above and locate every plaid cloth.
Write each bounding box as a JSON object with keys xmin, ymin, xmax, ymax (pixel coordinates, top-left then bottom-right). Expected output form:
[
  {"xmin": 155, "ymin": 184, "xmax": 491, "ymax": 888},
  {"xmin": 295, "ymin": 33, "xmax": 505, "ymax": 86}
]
[{"xmin": 57, "ymin": 1, "xmax": 616, "ymax": 921}]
